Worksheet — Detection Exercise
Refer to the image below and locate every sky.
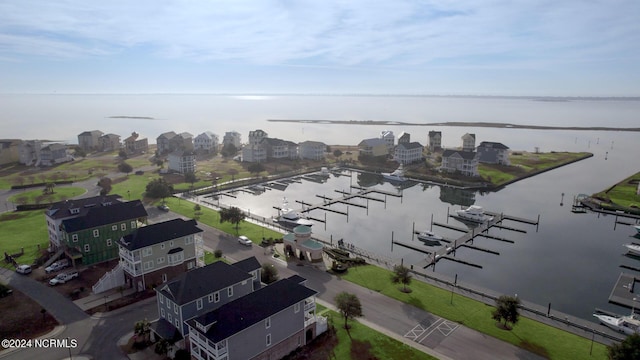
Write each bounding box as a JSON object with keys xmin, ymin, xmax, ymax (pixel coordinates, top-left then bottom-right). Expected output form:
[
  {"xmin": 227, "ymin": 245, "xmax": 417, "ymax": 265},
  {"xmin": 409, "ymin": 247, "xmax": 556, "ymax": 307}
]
[{"xmin": 1, "ymin": 0, "xmax": 639, "ymax": 96}]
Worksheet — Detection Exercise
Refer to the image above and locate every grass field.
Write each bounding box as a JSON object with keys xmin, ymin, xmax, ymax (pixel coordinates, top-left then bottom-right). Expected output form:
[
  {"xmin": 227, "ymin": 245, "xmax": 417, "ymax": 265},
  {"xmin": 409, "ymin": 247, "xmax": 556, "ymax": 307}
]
[
  {"xmin": 0, "ymin": 210, "xmax": 48, "ymax": 267},
  {"xmin": 8, "ymin": 187, "xmax": 86, "ymax": 205},
  {"xmin": 593, "ymin": 171, "xmax": 640, "ymax": 209},
  {"xmin": 340, "ymin": 265, "xmax": 608, "ymax": 360}
]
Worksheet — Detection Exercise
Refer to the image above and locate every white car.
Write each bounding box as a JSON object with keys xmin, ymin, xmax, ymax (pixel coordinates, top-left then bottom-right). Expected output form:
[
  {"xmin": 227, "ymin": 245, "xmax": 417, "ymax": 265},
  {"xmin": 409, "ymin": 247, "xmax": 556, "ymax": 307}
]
[
  {"xmin": 45, "ymin": 259, "xmax": 69, "ymax": 273},
  {"xmin": 16, "ymin": 264, "xmax": 32, "ymax": 274},
  {"xmin": 49, "ymin": 271, "xmax": 78, "ymax": 286},
  {"xmin": 238, "ymin": 235, "xmax": 252, "ymax": 246}
]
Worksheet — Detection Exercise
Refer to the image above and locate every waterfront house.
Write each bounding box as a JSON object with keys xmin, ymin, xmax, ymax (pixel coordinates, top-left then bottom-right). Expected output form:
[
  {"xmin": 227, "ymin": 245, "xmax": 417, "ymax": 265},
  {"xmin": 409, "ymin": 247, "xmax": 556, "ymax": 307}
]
[
  {"xmin": 428, "ymin": 131, "xmax": 442, "ymax": 152},
  {"xmin": 194, "ymin": 131, "xmax": 219, "ymax": 153},
  {"xmin": 223, "ymin": 131, "xmax": 242, "ymax": 148},
  {"xmin": 167, "ymin": 150, "xmax": 196, "ymax": 174},
  {"xmin": 18, "ymin": 140, "xmax": 41, "ymax": 166},
  {"xmin": 158, "ymin": 131, "xmax": 193, "ymax": 155},
  {"xmin": 477, "ymin": 141, "xmax": 510, "ymax": 165},
  {"xmin": 0, "ymin": 140, "xmax": 20, "ymax": 165},
  {"xmin": 241, "ymin": 144, "xmax": 267, "ymax": 163},
  {"xmin": 398, "ymin": 132, "xmax": 410, "ymax": 144},
  {"xmin": 151, "ymin": 258, "xmax": 261, "ymax": 348},
  {"xmin": 123, "ymin": 132, "xmax": 148, "ymax": 154},
  {"xmin": 441, "ymin": 149, "xmax": 479, "ymax": 176},
  {"xmin": 248, "ymin": 129, "xmax": 269, "ymax": 146},
  {"xmin": 78, "ymin": 130, "xmax": 104, "ymax": 151},
  {"xmin": 187, "ymin": 276, "xmax": 323, "ymax": 360},
  {"xmin": 59, "ymin": 200, "xmax": 148, "ymax": 266},
  {"xmin": 358, "ymin": 138, "xmax": 388, "ymax": 158},
  {"xmin": 45, "ymin": 195, "xmax": 123, "ymax": 253},
  {"xmin": 99, "ymin": 133, "xmax": 121, "ymax": 152},
  {"xmin": 394, "ymin": 142, "xmax": 424, "ymax": 165},
  {"xmin": 263, "ymin": 138, "xmax": 298, "ymax": 160},
  {"xmin": 298, "ymin": 141, "xmax": 326, "ymax": 160},
  {"xmin": 119, "ymin": 218, "xmax": 204, "ymax": 291},
  {"xmin": 157, "ymin": 131, "xmax": 177, "ymax": 154},
  {"xmin": 461, "ymin": 133, "xmax": 476, "ymax": 152},
  {"xmin": 39, "ymin": 143, "xmax": 72, "ymax": 166},
  {"xmin": 380, "ymin": 130, "xmax": 395, "ymax": 154}
]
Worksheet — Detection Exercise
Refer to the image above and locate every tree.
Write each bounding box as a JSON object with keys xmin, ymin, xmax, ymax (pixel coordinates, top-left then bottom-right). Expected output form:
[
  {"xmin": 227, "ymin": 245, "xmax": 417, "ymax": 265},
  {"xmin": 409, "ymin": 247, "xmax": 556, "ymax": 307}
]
[
  {"xmin": 133, "ymin": 319, "xmax": 150, "ymax": 344},
  {"xmin": 154, "ymin": 339, "xmax": 171, "ymax": 357},
  {"xmin": 247, "ymin": 163, "xmax": 265, "ymax": 177},
  {"xmin": 219, "ymin": 206, "xmax": 245, "ymax": 232},
  {"xmin": 391, "ymin": 264, "xmax": 412, "ymax": 293},
  {"xmin": 118, "ymin": 161, "xmax": 133, "ymax": 176},
  {"xmin": 227, "ymin": 168, "xmax": 239, "ymax": 181},
  {"xmin": 145, "ymin": 178, "xmax": 173, "ymax": 200},
  {"xmin": 155, "ymin": 158, "xmax": 164, "ymax": 168},
  {"xmin": 333, "ymin": 149, "xmax": 343, "ymax": 159},
  {"xmin": 608, "ymin": 333, "xmax": 640, "ymax": 359},
  {"xmin": 334, "ymin": 292, "xmax": 363, "ymax": 330},
  {"xmin": 193, "ymin": 204, "xmax": 202, "ymax": 220},
  {"xmin": 221, "ymin": 143, "xmax": 237, "ymax": 158},
  {"xmin": 98, "ymin": 177, "xmax": 112, "ymax": 196},
  {"xmin": 73, "ymin": 146, "xmax": 87, "ymax": 158},
  {"xmin": 43, "ymin": 182, "xmax": 55, "ymax": 195},
  {"xmin": 184, "ymin": 171, "xmax": 197, "ymax": 185},
  {"xmin": 118, "ymin": 149, "xmax": 128, "ymax": 159},
  {"xmin": 261, "ymin": 263, "xmax": 279, "ymax": 284},
  {"xmin": 491, "ymin": 295, "xmax": 521, "ymax": 329}
]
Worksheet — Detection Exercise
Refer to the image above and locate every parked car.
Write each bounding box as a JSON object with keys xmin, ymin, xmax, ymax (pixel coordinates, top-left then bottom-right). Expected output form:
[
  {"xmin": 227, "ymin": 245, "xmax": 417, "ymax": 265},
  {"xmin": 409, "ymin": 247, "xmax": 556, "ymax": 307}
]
[
  {"xmin": 238, "ymin": 235, "xmax": 252, "ymax": 246},
  {"xmin": 45, "ymin": 259, "xmax": 69, "ymax": 273},
  {"xmin": 157, "ymin": 204, "xmax": 170, "ymax": 212},
  {"xmin": 15, "ymin": 264, "xmax": 32, "ymax": 274},
  {"xmin": 49, "ymin": 270, "xmax": 79, "ymax": 286}
]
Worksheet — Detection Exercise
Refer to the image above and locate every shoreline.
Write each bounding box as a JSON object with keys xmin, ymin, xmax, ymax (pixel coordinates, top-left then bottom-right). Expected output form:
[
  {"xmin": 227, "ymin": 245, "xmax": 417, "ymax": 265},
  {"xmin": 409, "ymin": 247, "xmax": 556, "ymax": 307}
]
[{"xmin": 267, "ymin": 119, "xmax": 640, "ymax": 132}]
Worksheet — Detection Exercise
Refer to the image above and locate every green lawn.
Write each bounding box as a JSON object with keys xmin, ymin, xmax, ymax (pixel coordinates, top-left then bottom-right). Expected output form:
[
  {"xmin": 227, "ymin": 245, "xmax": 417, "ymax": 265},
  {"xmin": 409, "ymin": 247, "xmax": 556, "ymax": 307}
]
[
  {"xmin": 593, "ymin": 172, "xmax": 640, "ymax": 208},
  {"xmin": 8, "ymin": 187, "xmax": 86, "ymax": 205},
  {"xmin": 0, "ymin": 210, "xmax": 48, "ymax": 267},
  {"xmin": 315, "ymin": 307, "xmax": 437, "ymax": 360},
  {"xmin": 111, "ymin": 173, "xmax": 161, "ymax": 201},
  {"xmin": 340, "ymin": 265, "xmax": 608, "ymax": 360}
]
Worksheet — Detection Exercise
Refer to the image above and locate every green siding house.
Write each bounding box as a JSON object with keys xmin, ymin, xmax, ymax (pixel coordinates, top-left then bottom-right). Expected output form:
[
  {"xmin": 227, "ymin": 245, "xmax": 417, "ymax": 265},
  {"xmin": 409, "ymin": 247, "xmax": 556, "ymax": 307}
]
[{"xmin": 61, "ymin": 200, "xmax": 148, "ymax": 266}]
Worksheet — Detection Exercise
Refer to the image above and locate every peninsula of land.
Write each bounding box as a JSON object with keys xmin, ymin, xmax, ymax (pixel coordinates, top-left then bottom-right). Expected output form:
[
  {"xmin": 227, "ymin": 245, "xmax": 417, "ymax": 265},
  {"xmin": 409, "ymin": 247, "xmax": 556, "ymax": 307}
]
[{"xmin": 267, "ymin": 119, "xmax": 640, "ymax": 132}]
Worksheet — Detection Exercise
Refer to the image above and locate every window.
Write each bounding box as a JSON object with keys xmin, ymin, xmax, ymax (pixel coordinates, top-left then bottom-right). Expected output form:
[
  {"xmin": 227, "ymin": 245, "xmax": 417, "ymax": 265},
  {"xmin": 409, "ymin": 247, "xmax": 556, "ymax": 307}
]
[
  {"xmin": 169, "ymin": 240, "xmax": 174, "ymax": 247},
  {"xmin": 112, "ymin": 225, "xmax": 118, "ymax": 231},
  {"xmin": 106, "ymin": 239, "xmax": 112, "ymax": 247},
  {"xmin": 208, "ymin": 294, "xmax": 213, "ymax": 303},
  {"xmin": 131, "ymin": 221, "xmax": 136, "ymax": 229},
  {"xmin": 168, "ymin": 314, "xmax": 172, "ymax": 323},
  {"xmin": 227, "ymin": 287, "xmax": 233, "ymax": 297},
  {"xmin": 197, "ymin": 299, "xmax": 203, "ymax": 310},
  {"xmin": 143, "ymin": 261, "xmax": 153, "ymax": 270},
  {"xmin": 160, "ymin": 243, "xmax": 165, "ymax": 249},
  {"xmin": 294, "ymin": 302, "xmax": 300, "ymax": 313},
  {"xmin": 266, "ymin": 334, "xmax": 271, "ymax": 347},
  {"xmin": 265, "ymin": 317, "xmax": 271, "ymax": 329},
  {"xmin": 93, "ymin": 229, "xmax": 99, "ymax": 237},
  {"xmin": 161, "ymin": 308, "xmax": 165, "ymax": 317},
  {"xmin": 175, "ymin": 318, "xmax": 179, "ymax": 328},
  {"xmin": 142, "ymin": 248, "xmax": 152, "ymax": 257},
  {"xmin": 121, "ymin": 223, "xmax": 126, "ymax": 231},
  {"xmin": 160, "ymin": 295, "xmax": 164, "ymax": 304},
  {"xmin": 162, "ymin": 273, "xmax": 167, "ymax": 282},
  {"xmin": 157, "ymin": 256, "xmax": 165, "ymax": 264},
  {"xmin": 187, "ymin": 261, "xmax": 194, "ymax": 269},
  {"xmin": 297, "ymin": 335, "xmax": 301, "ymax": 346},
  {"xmin": 174, "ymin": 304, "xmax": 178, "ymax": 314},
  {"xmin": 186, "ymin": 236, "xmax": 193, "ymax": 244},
  {"xmin": 252, "ymin": 271, "xmax": 257, "ymax": 280},
  {"xmin": 214, "ymin": 292, "xmax": 220, "ymax": 303},
  {"xmin": 72, "ymin": 234, "xmax": 78, "ymax": 242},
  {"xmin": 242, "ymin": 280, "xmax": 247, "ymax": 285}
]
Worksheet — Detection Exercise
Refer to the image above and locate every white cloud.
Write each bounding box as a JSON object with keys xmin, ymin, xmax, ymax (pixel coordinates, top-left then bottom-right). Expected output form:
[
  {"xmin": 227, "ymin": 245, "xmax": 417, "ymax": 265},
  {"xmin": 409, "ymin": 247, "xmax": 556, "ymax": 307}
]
[{"xmin": 0, "ymin": 0, "xmax": 638, "ymax": 70}]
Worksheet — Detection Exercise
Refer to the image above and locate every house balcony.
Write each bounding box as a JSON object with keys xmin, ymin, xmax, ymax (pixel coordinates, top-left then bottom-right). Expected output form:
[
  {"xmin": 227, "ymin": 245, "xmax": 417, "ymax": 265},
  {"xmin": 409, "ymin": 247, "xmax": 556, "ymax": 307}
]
[
  {"xmin": 119, "ymin": 249, "xmax": 141, "ymax": 263},
  {"xmin": 120, "ymin": 261, "xmax": 143, "ymax": 277},
  {"xmin": 304, "ymin": 313, "xmax": 316, "ymax": 328},
  {"xmin": 304, "ymin": 299, "xmax": 315, "ymax": 312}
]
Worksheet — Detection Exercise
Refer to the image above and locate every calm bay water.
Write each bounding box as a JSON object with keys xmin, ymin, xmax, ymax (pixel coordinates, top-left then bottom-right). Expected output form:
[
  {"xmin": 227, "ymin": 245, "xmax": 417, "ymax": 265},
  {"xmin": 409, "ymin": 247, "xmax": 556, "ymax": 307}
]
[{"xmin": 2, "ymin": 94, "xmax": 640, "ymax": 321}]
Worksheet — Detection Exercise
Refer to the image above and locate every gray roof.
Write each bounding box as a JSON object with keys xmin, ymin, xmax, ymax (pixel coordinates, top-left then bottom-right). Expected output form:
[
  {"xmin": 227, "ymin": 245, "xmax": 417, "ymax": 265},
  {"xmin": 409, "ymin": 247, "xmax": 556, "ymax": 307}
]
[
  {"xmin": 397, "ymin": 142, "xmax": 423, "ymax": 150},
  {"xmin": 157, "ymin": 131, "xmax": 177, "ymax": 140},
  {"xmin": 478, "ymin": 141, "xmax": 509, "ymax": 150},
  {"xmin": 78, "ymin": 130, "xmax": 103, "ymax": 137},
  {"xmin": 47, "ymin": 195, "xmax": 122, "ymax": 219},
  {"xmin": 62, "ymin": 200, "xmax": 148, "ymax": 232},
  {"xmin": 188, "ymin": 278, "xmax": 317, "ymax": 342},
  {"xmin": 442, "ymin": 149, "xmax": 478, "ymax": 160},
  {"xmin": 157, "ymin": 261, "xmax": 253, "ymax": 305},
  {"xmin": 119, "ymin": 218, "xmax": 202, "ymax": 251},
  {"xmin": 232, "ymin": 256, "xmax": 261, "ymax": 274},
  {"xmin": 359, "ymin": 138, "xmax": 386, "ymax": 147}
]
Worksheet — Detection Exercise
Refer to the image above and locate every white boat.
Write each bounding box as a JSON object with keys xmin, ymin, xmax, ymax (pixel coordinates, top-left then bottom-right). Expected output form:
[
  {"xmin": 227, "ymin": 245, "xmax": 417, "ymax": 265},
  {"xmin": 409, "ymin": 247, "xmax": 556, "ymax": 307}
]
[
  {"xmin": 593, "ymin": 312, "xmax": 640, "ymax": 335},
  {"xmin": 635, "ymin": 225, "xmax": 640, "ymax": 234},
  {"xmin": 382, "ymin": 164, "xmax": 407, "ymax": 183},
  {"xmin": 276, "ymin": 198, "xmax": 313, "ymax": 227},
  {"xmin": 624, "ymin": 243, "xmax": 640, "ymax": 256},
  {"xmin": 455, "ymin": 205, "xmax": 494, "ymax": 223},
  {"xmin": 417, "ymin": 231, "xmax": 443, "ymax": 242}
]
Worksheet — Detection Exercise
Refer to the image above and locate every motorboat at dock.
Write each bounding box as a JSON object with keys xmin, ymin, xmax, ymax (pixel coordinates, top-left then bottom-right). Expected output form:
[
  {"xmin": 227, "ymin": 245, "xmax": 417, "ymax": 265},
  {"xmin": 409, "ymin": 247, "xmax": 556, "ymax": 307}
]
[
  {"xmin": 382, "ymin": 164, "xmax": 407, "ymax": 183},
  {"xmin": 593, "ymin": 311, "xmax": 640, "ymax": 335},
  {"xmin": 623, "ymin": 242, "xmax": 640, "ymax": 256},
  {"xmin": 275, "ymin": 198, "xmax": 313, "ymax": 227},
  {"xmin": 455, "ymin": 205, "xmax": 494, "ymax": 223}
]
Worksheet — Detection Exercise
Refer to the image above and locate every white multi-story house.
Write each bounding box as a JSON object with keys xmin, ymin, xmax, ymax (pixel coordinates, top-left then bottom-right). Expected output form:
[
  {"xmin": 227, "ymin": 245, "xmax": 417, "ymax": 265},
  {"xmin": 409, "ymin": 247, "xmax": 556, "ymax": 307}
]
[
  {"xmin": 462, "ymin": 133, "xmax": 476, "ymax": 152},
  {"xmin": 358, "ymin": 138, "xmax": 388, "ymax": 157},
  {"xmin": 394, "ymin": 142, "xmax": 424, "ymax": 164},
  {"xmin": 118, "ymin": 218, "xmax": 203, "ymax": 292},
  {"xmin": 187, "ymin": 276, "xmax": 323, "ymax": 360},
  {"xmin": 40, "ymin": 143, "xmax": 72, "ymax": 166},
  {"xmin": 18, "ymin": 140, "xmax": 41, "ymax": 166},
  {"xmin": 380, "ymin": 130, "xmax": 395, "ymax": 154},
  {"xmin": 223, "ymin": 131, "xmax": 242, "ymax": 148},
  {"xmin": 248, "ymin": 129, "xmax": 268, "ymax": 146},
  {"xmin": 477, "ymin": 141, "xmax": 510, "ymax": 165},
  {"xmin": 263, "ymin": 138, "xmax": 298, "ymax": 159},
  {"xmin": 168, "ymin": 150, "xmax": 196, "ymax": 174},
  {"xmin": 150, "ymin": 257, "xmax": 261, "ymax": 349},
  {"xmin": 194, "ymin": 131, "xmax": 219, "ymax": 152},
  {"xmin": 99, "ymin": 133, "xmax": 121, "ymax": 152},
  {"xmin": 298, "ymin": 141, "xmax": 326, "ymax": 160},
  {"xmin": 441, "ymin": 149, "xmax": 479, "ymax": 176},
  {"xmin": 241, "ymin": 145, "xmax": 267, "ymax": 163}
]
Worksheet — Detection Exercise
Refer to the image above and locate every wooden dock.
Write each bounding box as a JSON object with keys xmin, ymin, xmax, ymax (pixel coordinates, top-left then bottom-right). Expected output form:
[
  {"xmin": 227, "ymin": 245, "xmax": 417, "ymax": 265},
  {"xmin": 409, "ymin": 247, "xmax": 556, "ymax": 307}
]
[{"xmin": 608, "ymin": 273, "xmax": 640, "ymax": 309}]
